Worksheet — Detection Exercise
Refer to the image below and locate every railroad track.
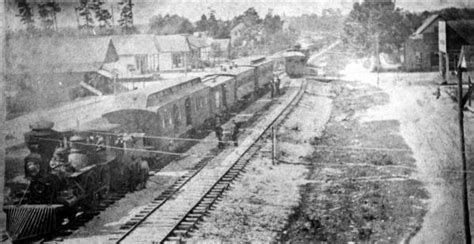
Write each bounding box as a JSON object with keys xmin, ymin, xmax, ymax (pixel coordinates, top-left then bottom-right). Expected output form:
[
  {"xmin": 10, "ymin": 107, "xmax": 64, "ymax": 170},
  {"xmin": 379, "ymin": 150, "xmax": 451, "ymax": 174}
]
[{"xmin": 110, "ymin": 78, "xmax": 307, "ymax": 244}]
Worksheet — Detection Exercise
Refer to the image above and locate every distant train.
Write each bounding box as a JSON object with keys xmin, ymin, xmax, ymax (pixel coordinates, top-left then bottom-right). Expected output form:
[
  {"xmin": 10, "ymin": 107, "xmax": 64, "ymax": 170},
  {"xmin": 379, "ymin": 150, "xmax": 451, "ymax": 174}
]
[{"xmin": 4, "ymin": 54, "xmax": 304, "ymax": 242}]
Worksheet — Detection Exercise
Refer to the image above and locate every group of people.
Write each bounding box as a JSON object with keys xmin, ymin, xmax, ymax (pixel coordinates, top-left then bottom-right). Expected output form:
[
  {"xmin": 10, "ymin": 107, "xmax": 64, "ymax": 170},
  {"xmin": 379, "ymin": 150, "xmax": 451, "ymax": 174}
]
[
  {"xmin": 270, "ymin": 75, "xmax": 281, "ymax": 98},
  {"xmin": 214, "ymin": 117, "xmax": 240, "ymax": 149}
]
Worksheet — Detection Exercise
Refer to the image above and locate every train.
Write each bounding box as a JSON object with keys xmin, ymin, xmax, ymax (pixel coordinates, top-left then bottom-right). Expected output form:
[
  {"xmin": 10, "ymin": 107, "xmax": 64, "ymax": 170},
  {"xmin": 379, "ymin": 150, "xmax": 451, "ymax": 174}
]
[
  {"xmin": 5, "ymin": 119, "xmax": 152, "ymax": 242},
  {"xmin": 4, "ymin": 54, "xmax": 306, "ymax": 242}
]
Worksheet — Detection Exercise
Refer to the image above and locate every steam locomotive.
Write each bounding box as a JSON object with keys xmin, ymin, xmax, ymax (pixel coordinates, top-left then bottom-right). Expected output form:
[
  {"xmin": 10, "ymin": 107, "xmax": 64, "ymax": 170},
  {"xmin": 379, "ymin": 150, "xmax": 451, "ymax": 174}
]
[{"xmin": 4, "ymin": 119, "xmax": 151, "ymax": 242}]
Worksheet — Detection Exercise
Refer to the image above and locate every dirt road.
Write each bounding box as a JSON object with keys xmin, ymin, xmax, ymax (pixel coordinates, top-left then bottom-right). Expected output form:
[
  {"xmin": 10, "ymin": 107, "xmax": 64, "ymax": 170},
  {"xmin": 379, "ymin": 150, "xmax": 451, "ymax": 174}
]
[{"xmin": 343, "ymin": 63, "xmax": 467, "ymax": 243}]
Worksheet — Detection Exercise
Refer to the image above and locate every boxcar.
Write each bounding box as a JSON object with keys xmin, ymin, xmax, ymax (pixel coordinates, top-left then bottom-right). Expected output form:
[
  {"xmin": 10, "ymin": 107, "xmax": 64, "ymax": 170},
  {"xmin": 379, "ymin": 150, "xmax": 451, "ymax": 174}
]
[
  {"xmin": 202, "ymin": 75, "xmax": 236, "ymax": 115},
  {"xmin": 102, "ymin": 76, "xmax": 208, "ymax": 150},
  {"xmin": 254, "ymin": 59, "xmax": 274, "ymax": 89},
  {"xmin": 225, "ymin": 66, "xmax": 256, "ymax": 101},
  {"xmin": 232, "ymin": 56, "xmax": 274, "ymax": 91}
]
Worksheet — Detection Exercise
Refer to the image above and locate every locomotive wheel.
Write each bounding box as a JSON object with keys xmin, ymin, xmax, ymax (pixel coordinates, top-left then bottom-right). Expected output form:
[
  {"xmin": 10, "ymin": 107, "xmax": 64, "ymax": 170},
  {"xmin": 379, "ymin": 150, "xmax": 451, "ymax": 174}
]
[
  {"xmin": 61, "ymin": 206, "xmax": 78, "ymax": 225},
  {"xmin": 98, "ymin": 165, "xmax": 111, "ymax": 200}
]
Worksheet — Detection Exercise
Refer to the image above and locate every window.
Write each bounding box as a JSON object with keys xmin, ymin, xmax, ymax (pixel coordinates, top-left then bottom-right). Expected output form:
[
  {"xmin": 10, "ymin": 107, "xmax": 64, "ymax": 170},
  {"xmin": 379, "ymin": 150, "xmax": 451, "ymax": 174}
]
[
  {"xmin": 200, "ymin": 97, "xmax": 205, "ymax": 110},
  {"xmin": 215, "ymin": 92, "xmax": 221, "ymax": 108},
  {"xmin": 168, "ymin": 111, "xmax": 173, "ymax": 126},
  {"xmin": 415, "ymin": 52, "xmax": 422, "ymax": 65},
  {"xmin": 161, "ymin": 114, "xmax": 166, "ymax": 128},
  {"xmin": 173, "ymin": 53, "xmax": 183, "ymax": 68}
]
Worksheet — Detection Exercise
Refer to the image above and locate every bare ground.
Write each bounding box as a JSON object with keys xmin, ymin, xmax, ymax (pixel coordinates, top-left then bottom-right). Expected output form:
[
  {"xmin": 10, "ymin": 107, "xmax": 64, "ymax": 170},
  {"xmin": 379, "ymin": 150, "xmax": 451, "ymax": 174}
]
[
  {"xmin": 343, "ymin": 63, "xmax": 471, "ymax": 242},
  {"xmin": 281, "ymin": 79, "xmax": 428, "ymax": 242}
]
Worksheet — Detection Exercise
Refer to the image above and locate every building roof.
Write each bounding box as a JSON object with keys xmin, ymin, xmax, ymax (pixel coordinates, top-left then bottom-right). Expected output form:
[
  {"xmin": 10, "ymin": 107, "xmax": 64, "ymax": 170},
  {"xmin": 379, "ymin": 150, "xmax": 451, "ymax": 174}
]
[
  {"xmin": 110, "ymin": 34, "xmax": 159, "ymax": 56},
  {"xmin": 6, "ymin": 36, "xmax": 117, "ymax": 74},
  {"xmin": 414, "ymin": 14, "xmax": 443, "ymax": 36},
  {"xmin": 447, "ymin": 20, "xmax": 474, "ymax": 45},
  {"xmin": 101, "ymin": 56, "xmax": 154, "ymax": 79},
  {"xmin": 230, "ymin": 23, "xmax": 246, "ymax": 35},
  {"xmin": 187, "ymin": 35, "xmax": 209, "ymax": 49},
  {"xmin": 211, "ymin": 39, "xmax": 231, "ymax": 50},
  {"xmin": 154, "ymin": 34, "xmax": 190, "ymax": 52}
]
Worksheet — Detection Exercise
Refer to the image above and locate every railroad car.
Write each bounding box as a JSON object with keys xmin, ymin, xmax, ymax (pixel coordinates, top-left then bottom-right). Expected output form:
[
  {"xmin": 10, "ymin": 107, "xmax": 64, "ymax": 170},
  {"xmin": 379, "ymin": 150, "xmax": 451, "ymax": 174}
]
[
  {"xmin": 4, "ymin": 119, "xmax": 151, "ymax": 242},
  {"xmin": 202, "ymin": 74, "xmax": 236, "ymax": 115},
  {"xmin": 284, "ymin": 51, "xmax": 308, "ymax": 78},
  {"xmin": 102, "ymin": 76, "xmax": 211, "ymax": 151},
  {"xmin": 4, "ymin": 54, "xmax": 280, "ymax": 242},
  {"xmin": 232, "ymin": 56, "xmax": 275, "ymax": 93}
]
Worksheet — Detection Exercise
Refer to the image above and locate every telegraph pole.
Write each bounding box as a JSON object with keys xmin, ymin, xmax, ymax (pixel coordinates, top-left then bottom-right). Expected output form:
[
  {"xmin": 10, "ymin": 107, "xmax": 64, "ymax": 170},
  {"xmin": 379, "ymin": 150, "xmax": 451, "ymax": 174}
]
[
  {"xmin": 376, "ymin": 33, "xmax": 380, "ymax": 86},
  {"xmin": 458, "ymin": 67, "xmax": 472, "ymax": 244}
]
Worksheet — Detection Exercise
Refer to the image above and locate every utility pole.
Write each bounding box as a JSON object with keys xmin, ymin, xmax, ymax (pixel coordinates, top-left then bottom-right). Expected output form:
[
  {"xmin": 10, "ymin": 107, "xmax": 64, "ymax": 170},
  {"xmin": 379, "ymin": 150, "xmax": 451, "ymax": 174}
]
[
  {"xmin": 113, "ymin": 71, "xmax": 117, "ymax": 95},
  {"xmin": 111, "ymin": 4, "xmax": 114, "ymax": 28},
  {"xmin": 376, "ymin": 33, "xmax": 380, "ymax": 86},
  {"xmin": 457, "ymin": 66, "xmax": 472, "ymax": 244},
  {"xmin": 271, "ymin": 126, "xmax": 276, "ymax": 165}
]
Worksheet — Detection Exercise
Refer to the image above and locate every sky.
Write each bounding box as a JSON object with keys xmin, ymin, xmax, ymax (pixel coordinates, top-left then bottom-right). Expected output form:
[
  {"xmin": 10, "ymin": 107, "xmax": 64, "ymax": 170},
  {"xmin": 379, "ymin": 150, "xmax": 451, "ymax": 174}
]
[{"xmin": 5, "ymin": 0, "xmax": 474, "ymax": 30}]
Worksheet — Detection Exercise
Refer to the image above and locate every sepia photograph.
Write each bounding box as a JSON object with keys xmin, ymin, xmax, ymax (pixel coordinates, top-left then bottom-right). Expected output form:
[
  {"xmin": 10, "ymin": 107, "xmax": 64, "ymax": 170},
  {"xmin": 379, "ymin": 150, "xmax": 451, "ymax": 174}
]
[{"xmin": 2, "ymin": 0, "xmax": 474, "ymax": 243}]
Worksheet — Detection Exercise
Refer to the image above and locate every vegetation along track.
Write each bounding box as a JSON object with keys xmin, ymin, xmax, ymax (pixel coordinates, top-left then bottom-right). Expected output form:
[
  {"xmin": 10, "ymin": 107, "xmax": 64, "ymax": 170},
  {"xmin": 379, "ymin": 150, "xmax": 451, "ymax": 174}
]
[{"xmin": 110, "ymin": 79, "xmax": 307, "ymax": 244}]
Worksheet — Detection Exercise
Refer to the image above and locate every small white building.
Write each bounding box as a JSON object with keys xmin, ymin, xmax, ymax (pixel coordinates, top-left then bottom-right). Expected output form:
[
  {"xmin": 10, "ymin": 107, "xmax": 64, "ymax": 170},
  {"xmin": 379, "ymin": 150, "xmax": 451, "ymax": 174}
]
[
  {"xmin": 102, "ymin": 35, "xmax": 159, "ymax": 80},
  {"xmin": 154, "ymin": 35, "xmax": 191, "ymax": 72}
]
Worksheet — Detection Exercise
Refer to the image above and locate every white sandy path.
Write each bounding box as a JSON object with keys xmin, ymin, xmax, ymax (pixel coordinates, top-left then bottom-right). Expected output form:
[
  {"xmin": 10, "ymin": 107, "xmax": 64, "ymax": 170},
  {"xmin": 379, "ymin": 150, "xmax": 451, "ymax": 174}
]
[{"xmin": 344, "ymin": 63, "xmax": 465, "ymax": 243}]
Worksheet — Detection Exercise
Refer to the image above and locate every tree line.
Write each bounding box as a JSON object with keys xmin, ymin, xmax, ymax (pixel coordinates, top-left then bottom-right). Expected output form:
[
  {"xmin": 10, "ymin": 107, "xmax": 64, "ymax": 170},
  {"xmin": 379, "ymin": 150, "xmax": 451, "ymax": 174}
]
[
  {"xmin": 13, "ymin": 2, "xmax": 295, "ymax": 57},
  {"xmin": 343, "ymin": 2, "xmax": 474, "ymax": 56},
  {"xmin": 14, "ymin": 0, "xmax": 135, "ymax": 36}
]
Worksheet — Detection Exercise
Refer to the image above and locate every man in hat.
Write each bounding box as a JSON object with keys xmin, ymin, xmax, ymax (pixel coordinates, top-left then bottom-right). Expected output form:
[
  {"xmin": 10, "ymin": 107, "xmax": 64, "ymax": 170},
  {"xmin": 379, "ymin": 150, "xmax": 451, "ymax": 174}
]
[
  {"xmin": 215, "ymin": 123, "xmax": 224, "ymax": 149},
  {"xmin": 275, "ymin": 75, "xmax": 281, "ymax": 96},
  {"xmin": 270, "ymin": 77, "xmax": 275, "ymax": 98}
]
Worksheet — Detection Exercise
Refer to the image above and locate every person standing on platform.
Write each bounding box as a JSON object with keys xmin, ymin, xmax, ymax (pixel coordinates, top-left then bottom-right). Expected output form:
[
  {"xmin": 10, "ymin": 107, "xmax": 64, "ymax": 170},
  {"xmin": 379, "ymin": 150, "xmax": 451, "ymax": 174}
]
[
  {"xmin": 215, "ymin": 124, "xmax": 224, "ymax": 149},
  {"xmin": 275, "ymin": 75, "xmax": 281, "ymax": 96},
  {"xmin": 270, "ymin": 76, "xmax": 275, "ymax": 98},
  {"xmin": 231, "ymin": 120, "xmax": 240, "ymax": 146}
]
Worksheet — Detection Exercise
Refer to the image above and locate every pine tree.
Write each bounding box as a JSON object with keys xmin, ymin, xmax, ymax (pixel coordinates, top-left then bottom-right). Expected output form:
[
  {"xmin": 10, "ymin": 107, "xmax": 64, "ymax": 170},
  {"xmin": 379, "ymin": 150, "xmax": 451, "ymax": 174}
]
[
  {"xmin": 91, "ymin": 0, "xmax": 112, "ymax": 29},
  {"xmin": 16, "ymin": 0, "xmax": 35, "ymax": 31},
  {"xmin": 208, "ymin": 10, "xmax": 219, "ymax": 37},
  {"xmin": 76, "ymin": 0, "xmax": 95, "ymax": 33},
  {"xmin": 38, "ymin": 1, "xmax": 61, "ymax": 31},
  {"xmin": 118, "ymin": 0, "xmax": 134, "ymax": 34},
  {"xmin": 196, "ymin": 14, "xmax": 208, "ymax": 32}
]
